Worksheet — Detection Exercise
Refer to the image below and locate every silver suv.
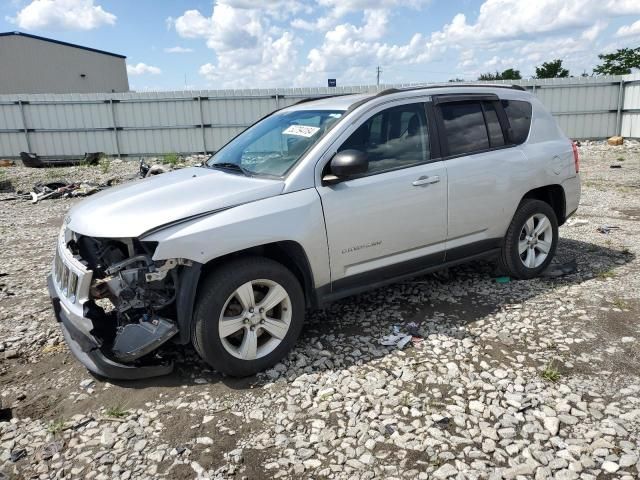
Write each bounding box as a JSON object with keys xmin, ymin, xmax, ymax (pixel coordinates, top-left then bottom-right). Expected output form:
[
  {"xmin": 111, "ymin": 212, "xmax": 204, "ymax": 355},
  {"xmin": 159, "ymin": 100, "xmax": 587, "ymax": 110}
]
[{"xmin": 48, "ymin": 85, "xmax": 581, "ymax": 379}]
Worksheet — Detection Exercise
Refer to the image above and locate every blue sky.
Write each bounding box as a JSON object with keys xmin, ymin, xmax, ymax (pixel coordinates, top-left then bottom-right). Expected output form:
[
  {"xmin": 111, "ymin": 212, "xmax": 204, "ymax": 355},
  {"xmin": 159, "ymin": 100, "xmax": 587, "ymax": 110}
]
[{"xmin": 1, "ymin": 0, "xmax": 640, "ymax": 91}]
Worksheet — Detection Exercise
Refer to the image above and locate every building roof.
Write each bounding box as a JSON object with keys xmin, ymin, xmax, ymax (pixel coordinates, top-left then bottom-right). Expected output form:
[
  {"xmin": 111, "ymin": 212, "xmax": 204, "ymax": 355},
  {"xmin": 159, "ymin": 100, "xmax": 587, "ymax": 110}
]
[{"xmin": 0, "ymin": 31, "xmax": 126, "ymax": 59}]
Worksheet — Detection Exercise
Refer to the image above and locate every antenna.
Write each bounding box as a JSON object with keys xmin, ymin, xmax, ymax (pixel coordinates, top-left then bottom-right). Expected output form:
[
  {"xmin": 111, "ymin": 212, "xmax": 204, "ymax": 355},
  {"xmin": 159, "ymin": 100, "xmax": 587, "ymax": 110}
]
[{"xmin": 376, "ymin": 66, "xmax": 382, "ymax": 86}]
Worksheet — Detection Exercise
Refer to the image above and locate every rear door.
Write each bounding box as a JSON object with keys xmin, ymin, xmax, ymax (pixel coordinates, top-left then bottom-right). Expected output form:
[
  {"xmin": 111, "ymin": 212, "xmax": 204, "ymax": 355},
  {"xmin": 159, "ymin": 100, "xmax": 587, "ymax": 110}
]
[
  {"xmin": 433, "ymin": 95, "xmax": 529, "ymax": 259},
  {"xmin": 316, "ymin": 100, "xmax": 448, "ymax": 292}
]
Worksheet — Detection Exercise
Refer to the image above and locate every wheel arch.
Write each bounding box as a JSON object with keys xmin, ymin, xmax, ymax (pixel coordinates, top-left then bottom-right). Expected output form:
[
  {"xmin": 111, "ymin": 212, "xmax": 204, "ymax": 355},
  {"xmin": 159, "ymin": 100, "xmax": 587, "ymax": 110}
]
[
  {"xmin": 174, "ymin": 240, "xmax": 316, "ymax": 345},
  {"xmin": 521, "ymin": 184, "xmax": 566, "ymax": 225}
]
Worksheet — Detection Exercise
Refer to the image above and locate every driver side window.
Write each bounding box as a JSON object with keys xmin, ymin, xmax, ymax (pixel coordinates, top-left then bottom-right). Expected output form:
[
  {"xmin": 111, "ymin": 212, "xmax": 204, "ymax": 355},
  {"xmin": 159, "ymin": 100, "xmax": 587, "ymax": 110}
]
[{"xmin": 338, "ymin": 103, "xmax": 430, "ymax": 174}]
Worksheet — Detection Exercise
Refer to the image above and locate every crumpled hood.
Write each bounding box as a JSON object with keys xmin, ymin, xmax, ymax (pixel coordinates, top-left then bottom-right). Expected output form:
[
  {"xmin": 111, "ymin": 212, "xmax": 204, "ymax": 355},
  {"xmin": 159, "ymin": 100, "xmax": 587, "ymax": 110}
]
[{"xmin": 67, "ymin": 167, "xmax": 285, "ymax": 238}]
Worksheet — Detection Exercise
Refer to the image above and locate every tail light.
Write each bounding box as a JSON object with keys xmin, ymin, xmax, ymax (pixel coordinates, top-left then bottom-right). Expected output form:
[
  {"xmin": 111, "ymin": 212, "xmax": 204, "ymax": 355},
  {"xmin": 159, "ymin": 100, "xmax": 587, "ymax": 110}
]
[{"xmin": 572, "ymin": 141, "xmax": 580, "ymax": 173}]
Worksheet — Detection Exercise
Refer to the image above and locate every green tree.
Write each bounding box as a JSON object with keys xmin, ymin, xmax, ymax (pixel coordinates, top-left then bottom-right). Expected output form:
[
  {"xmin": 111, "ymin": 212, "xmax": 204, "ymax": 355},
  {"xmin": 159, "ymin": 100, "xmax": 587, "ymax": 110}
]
[
  {"xmin": 535, "ymin": 59, "xmax": 569, "ymax": 78},
  {"xmin": 478, "ymin": 71, "xmax": 502, "ymax": 80},
  {"xmin": 593, "ymin": 47, "xmax": 640, "ymax": 75},
  {"xmin": 500, "ymin": 68, "xmax": 522, "ymax": 80},
  {"xmin": 478, "ymin": 68, "xmax": 522, "ymax": 81}
]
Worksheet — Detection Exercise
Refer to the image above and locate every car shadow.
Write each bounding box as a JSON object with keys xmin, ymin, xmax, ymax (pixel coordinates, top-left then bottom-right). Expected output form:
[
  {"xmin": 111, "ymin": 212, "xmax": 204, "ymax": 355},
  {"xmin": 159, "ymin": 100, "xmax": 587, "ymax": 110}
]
[{"xmin": 112, "ymin": 236, "xmax": 634, "ymax": 391}]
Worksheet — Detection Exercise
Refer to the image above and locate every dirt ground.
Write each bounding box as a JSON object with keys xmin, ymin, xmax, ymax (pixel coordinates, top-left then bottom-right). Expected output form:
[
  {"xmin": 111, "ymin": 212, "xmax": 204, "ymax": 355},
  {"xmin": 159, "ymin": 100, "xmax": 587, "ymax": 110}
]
[{"xmin": 0, "ymin": 142, "xmax": 639, "ymax": 479}]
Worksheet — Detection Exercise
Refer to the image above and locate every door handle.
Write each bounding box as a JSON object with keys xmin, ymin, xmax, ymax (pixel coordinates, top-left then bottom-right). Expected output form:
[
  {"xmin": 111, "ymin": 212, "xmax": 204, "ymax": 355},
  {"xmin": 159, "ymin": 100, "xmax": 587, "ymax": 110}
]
[{"xmin": 412, "ymin": 175, "xmax": 440, "ymax": 186}]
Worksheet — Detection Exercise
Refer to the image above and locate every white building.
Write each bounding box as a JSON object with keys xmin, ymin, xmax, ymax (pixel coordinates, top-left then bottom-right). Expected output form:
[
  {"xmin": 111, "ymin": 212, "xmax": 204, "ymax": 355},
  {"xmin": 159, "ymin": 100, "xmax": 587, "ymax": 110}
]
[{"xmin": 0, "ymin": 31, "xmax": 129, "ymax": 94}]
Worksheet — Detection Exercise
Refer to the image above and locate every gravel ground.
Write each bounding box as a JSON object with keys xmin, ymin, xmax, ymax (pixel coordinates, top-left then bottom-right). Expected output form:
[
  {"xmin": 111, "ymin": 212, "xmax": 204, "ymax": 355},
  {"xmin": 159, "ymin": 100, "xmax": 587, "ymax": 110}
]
[{"xmin": 0, "ymin": 142, "xmax": 639, "ymax": 480}]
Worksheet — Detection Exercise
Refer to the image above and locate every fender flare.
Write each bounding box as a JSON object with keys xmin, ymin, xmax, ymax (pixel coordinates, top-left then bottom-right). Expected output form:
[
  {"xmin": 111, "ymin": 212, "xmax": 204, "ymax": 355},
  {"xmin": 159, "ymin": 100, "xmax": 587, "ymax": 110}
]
[{"xmin": 175, "ymin": 262, "xmax": 202, "ymax": 345}]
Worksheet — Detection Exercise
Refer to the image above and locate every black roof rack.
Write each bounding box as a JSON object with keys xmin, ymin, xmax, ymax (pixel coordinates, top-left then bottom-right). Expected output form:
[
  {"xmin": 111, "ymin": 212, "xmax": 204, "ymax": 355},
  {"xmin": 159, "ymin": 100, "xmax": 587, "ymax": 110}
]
[
  {"xmin": 347, "ymin": 83, "xmax": 527, "ymax": 111},
  {"xmin": 289, "ymin": 83, "xmax": 527, "ymax": 111},
  {"xmin": 292, "ymin": 94, "xmax": 351, "ymax": 106}
]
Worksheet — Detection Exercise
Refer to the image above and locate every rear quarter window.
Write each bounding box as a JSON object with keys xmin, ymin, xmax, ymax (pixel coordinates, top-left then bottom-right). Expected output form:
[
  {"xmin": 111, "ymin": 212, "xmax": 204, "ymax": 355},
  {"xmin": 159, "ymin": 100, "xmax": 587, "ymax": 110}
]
[{"xmin": 501, "ymin": 100, "xmax": 532, "ymax": 144}]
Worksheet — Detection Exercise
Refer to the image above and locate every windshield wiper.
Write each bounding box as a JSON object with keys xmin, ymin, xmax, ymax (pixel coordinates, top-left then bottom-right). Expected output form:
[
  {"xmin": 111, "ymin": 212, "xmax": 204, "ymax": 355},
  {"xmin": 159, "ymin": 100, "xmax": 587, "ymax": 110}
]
[{"xmin": 210, "ymin": 162, "xmax": 252, "ymax": 176}]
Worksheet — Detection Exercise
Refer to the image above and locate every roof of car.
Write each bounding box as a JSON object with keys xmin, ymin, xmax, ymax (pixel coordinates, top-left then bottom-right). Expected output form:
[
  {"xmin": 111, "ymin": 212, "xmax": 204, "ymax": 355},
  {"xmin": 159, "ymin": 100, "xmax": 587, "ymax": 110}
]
[{"xmin": 285, "ymin": 84, "xmax": 529, "ymax": 112}]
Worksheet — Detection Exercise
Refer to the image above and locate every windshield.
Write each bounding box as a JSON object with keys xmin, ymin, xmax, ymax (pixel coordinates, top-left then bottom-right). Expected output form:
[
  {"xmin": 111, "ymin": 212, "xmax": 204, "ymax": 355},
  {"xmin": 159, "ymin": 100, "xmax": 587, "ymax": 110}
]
[{"xmin": 207, "ymin": 109, "xmax": 344, "ymax": 177}]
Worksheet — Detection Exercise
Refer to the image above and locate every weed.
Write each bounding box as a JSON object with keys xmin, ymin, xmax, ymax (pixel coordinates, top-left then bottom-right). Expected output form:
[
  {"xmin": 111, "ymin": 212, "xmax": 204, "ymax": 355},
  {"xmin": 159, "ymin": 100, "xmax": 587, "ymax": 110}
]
[
  {"xmin": 44, "ymin": 168, "xmax": 62, "ymax": 180},
  {"xmin": 616, "ymin": 156, "xmax": 625, "ymax": 162},
  {"xmin": 163, "ymin": 152, "xmax": 180, "ymax": 166},
  {"xmin": 621, "ymin": 246, "xmax": 631, "ymax": 255},
  {"xmin": 105, "ymin": 404, "xmax": 128, "ymax": 418},
  {"xmin": 99, "ymin": 158, "xmax": 110, "ymax": 174},
  {"xmin": 47, "ymin": 419, "xmax": 66, "ymax": 435},
  {"xmin": 612, "ymin": 298, "xmax": 629, "ymax": 310},
  {"xmin": 540, "ymin": 362, "xmax": 561, "ymax": 382},
  {"xmin": 596, "ymin": 269, "xmax": 615, "ymax": 280}
]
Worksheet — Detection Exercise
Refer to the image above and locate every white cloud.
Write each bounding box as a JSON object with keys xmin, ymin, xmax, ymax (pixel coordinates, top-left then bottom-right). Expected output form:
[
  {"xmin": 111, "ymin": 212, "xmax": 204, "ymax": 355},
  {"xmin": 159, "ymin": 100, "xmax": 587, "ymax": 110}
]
[
  {"xmin": 8, "ymin": 0, "xmax": 116, "ymax": 30},
  {"xmin": 164, "ymin": 46, "xmax": 193, "ymax": 54},
  {"xmin": 173, "ymin": 2, "xmax": 300, "ymax": 87},
  {"xmin": 127, "ymin": 63, "xmax": 162, "ymax": 76},
  {"xmin": 430, "ymin": 0, "xmax": 640, "ymax": 44},
  {"xmin": 616, "ymin": 19, "xmax": 640, "ymax": 37},
  {"xmin": 298, "ymin": 9, "xmax": 445, "ymax": 84},
  {"xmin": 291, "ymin": 0, "xmax": 428, "ymax": 32},
  {"xmin": 173, "ymin": 9, "xmax": 213, "ymax": 39},
  {"xmin": 581, "ymin": 20, "xmax": 607, "ymax": 41}
]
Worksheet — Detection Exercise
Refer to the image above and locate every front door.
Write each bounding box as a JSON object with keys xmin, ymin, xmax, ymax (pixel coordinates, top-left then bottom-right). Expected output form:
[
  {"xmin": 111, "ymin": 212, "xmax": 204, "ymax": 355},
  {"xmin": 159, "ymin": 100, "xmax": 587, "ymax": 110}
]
[{"xmin": 316, "ymin": 101, "xmax": 448, "ymax": 293}]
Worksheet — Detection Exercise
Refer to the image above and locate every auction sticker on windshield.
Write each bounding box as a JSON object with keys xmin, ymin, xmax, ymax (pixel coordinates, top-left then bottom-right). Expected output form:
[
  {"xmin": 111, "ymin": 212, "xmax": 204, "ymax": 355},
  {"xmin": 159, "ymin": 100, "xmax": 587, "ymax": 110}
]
[{"xmin": 283, "ymin": 125, "xmax": 320, "ymax": 137}]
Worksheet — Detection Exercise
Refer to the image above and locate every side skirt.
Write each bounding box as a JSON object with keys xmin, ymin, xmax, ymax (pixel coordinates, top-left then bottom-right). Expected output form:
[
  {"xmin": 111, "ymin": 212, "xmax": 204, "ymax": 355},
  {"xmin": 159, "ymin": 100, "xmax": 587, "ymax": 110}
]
[{"xmin": 316, "ymin": 239, "xmax": 501, "ymax": 306}]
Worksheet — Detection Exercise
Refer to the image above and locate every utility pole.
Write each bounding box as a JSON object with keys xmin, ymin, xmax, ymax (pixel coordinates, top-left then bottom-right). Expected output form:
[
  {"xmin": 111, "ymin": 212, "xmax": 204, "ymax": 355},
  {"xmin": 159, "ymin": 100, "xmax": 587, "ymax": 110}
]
[{"xmin": 376, "ymin": 66, "xmax": 382, "ymax": 86}]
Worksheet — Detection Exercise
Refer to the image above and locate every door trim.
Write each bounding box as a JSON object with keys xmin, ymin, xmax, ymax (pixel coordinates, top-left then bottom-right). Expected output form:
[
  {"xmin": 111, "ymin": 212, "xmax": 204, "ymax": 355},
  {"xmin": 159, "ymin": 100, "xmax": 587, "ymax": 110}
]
[{"xmin": 316, "ymin": 237, "xmax": 501, "ymax": 305}]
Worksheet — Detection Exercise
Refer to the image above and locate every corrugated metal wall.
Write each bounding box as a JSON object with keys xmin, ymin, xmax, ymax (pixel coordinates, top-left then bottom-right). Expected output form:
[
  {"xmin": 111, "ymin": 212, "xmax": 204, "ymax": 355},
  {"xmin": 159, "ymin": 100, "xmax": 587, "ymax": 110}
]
[{"xmin": 1, "ymin": 75, "xmax": 638, "ymax": 158}]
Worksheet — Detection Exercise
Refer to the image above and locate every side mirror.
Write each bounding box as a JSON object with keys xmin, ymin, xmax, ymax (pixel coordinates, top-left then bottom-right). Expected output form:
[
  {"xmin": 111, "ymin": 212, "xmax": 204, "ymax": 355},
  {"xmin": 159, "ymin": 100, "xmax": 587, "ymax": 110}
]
[{"xmin": 323, "ymin": 150, "xmax": 368, "ymax": 184}]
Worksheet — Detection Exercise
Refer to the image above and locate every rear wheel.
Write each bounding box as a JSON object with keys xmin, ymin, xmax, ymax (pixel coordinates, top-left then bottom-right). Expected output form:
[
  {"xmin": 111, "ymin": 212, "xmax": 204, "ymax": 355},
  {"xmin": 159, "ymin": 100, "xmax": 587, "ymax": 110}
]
[
  {"xmin": 499, "ymin": 199, "xmax": 558, "ymax": 279},
  {"xmin": 192, "ymin": 257, "xmax": 305, "ymax": 376}
]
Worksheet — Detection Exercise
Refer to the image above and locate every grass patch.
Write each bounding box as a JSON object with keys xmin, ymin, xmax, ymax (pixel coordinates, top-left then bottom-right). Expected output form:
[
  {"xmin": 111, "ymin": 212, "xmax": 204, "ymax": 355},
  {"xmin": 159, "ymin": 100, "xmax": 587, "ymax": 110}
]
[
  {"xmin": 47, "ymin": 419, "xmax": 66, "ymax": 435},
  {"xmin": 596, "ymin": 269, "xmax": 615, "ymax": 280},
  {"xmin": 105, "ymin": 404, "xmax": 129, "ymax": 418},
  {"xmin": 612, "ymin": 298, "xmax": 629, "ymax": 310},
  {"xmin": 540, "ymin": 362, "xmax": 561, "ymax": 383},
  {"xmin": 99, "ymin": 158, "xmax": 110, "ymax": 174},
  {"xmin": 616, "ymin": 156, "xmax": 625, "ymax": 162},
  {"xmin": 621, "ymin": 246, "xmax": 631, "ymax": 255},
  {"xmin": 163, "ymin": 152, "xmax": 180, "ymax": 166}
]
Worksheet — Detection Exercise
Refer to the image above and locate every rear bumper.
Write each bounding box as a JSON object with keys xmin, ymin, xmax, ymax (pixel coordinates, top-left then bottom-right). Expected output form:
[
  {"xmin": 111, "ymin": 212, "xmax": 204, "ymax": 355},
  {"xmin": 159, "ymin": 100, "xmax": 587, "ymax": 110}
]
[
  {"xmin": 562, "ymin": 174, "xmax": 581, "ymax": 221},
  {"xmin": 47, "ymin": 274, "xmax": 173, "ymax": 380}
]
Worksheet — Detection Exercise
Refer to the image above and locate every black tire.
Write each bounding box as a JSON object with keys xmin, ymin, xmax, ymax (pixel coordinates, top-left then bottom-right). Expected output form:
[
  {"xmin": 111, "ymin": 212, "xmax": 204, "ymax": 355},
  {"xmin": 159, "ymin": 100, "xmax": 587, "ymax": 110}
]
[
  {"xmin": 192, "ymin": 256, "xmax": 305, "ymax": 377},
  {"xmin": 498, "ymin": 199, "xmax": 559, "ymax": 279}
]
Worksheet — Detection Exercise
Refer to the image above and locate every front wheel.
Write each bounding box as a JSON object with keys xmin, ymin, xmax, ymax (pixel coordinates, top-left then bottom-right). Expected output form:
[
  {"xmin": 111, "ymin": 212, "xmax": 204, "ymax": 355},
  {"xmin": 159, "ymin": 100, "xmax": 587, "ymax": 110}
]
[
  {"xmin": 192, "ymin": 257, "xmax": 305, "ymax": 376},
  {"xmin": 499, "ymin": 199, "xmax": 558, "ymax": 279}
]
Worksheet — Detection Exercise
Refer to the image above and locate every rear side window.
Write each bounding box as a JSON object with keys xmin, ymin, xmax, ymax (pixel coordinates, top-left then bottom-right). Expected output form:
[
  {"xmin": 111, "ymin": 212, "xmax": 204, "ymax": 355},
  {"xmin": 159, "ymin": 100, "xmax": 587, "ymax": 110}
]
[
  {"xmin": 439, "ymin": 102, "xmax": 489, "ymax": 156},
  {"xmin": 501, "ymin": 100, "xmax": 532, "ymax": 144}
]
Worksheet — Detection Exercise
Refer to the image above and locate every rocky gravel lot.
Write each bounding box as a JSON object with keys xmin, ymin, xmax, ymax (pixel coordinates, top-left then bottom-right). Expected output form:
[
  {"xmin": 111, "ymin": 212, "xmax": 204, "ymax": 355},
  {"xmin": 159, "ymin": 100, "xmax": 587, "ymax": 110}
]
[{"xmin": 0, "ymin": 143, "xmax": 639, "ymax": 480}]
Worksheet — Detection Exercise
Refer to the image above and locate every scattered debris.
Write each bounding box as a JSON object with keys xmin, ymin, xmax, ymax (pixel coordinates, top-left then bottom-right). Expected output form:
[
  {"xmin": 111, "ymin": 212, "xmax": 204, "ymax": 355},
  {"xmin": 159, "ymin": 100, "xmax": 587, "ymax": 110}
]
[
  {"xmin": 607, "ymin": 136, "xmax": 624, "ymax": 146},
  {"xmin": 542, "ymin": 259, "xmax": 577, "ymax": 277},
  {"xmin": 0, "ymin": 159, "xmax": 15, "ymax": 167},
  {"xmin": 495, "ymin": 276, "xmax": 511, "ymax": 283},
  {"xmin": 610, "ymin": 164, "xmax": 622, "ymax": 169},
  {"xmin": 566, "ymin": 218, "xmax": 589, "ymax": 227},
  {"xmin": 139, "ymin": 158, "xmax": 173, "ymax": 178},
  {"xmin": 380, "ymin": 324, "xmax": 422, "ymax": 349},
  {"xmin": 597, "ymin": 225, "xmax": 621, "ymax": 234},
  {"xmin": 10, "ymin": 449, "xmax": 27, "ymax": 462},
  {"xmin": 20, "ymin": 151, "xmax": 103, "ymax": 168},
  {"xmin": 25, "ymin": 180, "xmax": 114, "ymax": 203}
]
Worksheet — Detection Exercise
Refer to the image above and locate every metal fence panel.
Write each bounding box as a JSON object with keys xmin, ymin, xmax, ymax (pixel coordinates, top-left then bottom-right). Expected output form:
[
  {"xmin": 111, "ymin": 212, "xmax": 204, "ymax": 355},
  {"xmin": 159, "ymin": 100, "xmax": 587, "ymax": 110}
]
[
  {"xmin": 28, "ymin": 130, "xmax": 115, "ymax": 156},
  {"xmin": 1, "ymin": 75, "xmax": 639, "ymax": 158}
]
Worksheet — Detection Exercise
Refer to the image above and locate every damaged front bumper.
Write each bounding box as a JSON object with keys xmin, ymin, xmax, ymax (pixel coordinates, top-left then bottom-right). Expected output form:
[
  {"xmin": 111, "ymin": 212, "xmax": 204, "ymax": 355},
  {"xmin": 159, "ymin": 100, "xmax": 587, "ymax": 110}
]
[
  {"xmin": 47, "ymin": 227, "xmax": 177, "ymax": 380},
  {"xmin": 48, "ymin": 274, "xmax": 173, "ymax": 379}
]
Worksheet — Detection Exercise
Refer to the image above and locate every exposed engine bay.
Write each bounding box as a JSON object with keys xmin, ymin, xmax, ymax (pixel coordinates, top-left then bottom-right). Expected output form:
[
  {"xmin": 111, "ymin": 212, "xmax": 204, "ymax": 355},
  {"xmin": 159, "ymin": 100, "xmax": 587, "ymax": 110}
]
[{"xmin": 68, "ymin": 234, "xmax": 190, "ymax": 363}]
